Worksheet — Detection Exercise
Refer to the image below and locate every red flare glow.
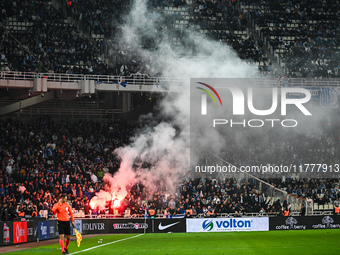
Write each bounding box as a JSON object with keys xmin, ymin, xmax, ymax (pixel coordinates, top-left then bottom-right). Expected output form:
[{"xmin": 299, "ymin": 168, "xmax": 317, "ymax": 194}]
[
  {"xmin": 90, "ymin": 200, "xmax": 95, "ymax": 209},
  {"xmin": 113, "ymin": 199, "xmax": 120, "ymax": 208}
]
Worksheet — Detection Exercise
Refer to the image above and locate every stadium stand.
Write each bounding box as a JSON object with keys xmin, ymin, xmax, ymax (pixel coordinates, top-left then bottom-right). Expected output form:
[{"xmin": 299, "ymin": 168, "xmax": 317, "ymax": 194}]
[
  {"xmin": 1, "ymin": 0, "xmax": 338, "ymax": 78},
  {"xmin": 1, "ymin": 116, "xmax": 339, "ymax": 220},
  {"xmin": 1, "ymin": 0, "xmax": 276, "ymax": 76},
  {"xmin": 0, "ymin": 0, "xmax": 112, "ymax": 74},
  {"xmin": 241, "ymin": 0, "xmax": 339, "ymax": 78},
  {"xmin": 0, "ymin": 117, "xmax": 135, "ymax": 220},
  {"xmin": 153, "ymin": 1, "xmax": 274, "ymax": 75}
]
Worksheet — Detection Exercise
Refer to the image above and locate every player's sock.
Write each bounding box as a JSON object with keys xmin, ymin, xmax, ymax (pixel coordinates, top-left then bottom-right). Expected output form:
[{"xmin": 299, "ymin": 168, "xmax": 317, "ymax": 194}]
[
  {"xmin": 65, "ymin": 239, "xmax": 70, "ymax": 249},
  {"xmin": 59, "ymin": 239, "xmax": 65, "ymax": 252}
]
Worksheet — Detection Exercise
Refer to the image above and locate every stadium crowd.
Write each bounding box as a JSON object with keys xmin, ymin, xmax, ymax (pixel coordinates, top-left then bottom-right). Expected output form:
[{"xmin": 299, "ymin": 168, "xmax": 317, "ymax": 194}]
[
  {"xmin": 245, "ymin": 0, "xmax": 339, "ymax": 78},
  {"xmin": 0, "ymin": 0, "xmax": 114, "ymax": 74},
  {"xmin": 1, "ymin": 0, "xmax": 339, "ymax": 78},
  {"xmin": 58, "ymin": 0, "xmax": 128, "ymax": 38},
  {"xmin": 0, "ymin": 116, "xmax": 135, "ymax": 220},
  {"xmin": 1, "ymin": 116, "xmax": 339, "ymax": 221},
  {"xmin": 188, "ymin": 0, "xmax": 271, "ymax": 70},
  {"xmin": 1, "ymin": 0, "xmax": 340, "ymax": 221},
  {"xmin": 1, "ymin": 0, "xmax": 274, "ymax": 77}
]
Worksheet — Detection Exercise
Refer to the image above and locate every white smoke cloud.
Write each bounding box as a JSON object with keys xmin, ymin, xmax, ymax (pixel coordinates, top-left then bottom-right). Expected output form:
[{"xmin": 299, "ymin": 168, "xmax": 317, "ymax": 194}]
[{"xmin": 91, "ymin": 0, "xmax": 260, "ymax": 209}]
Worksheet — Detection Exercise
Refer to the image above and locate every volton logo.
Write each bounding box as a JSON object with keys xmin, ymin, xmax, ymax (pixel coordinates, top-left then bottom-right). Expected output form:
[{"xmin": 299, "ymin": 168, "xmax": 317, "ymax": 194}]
[{"xmin": 202, "ymin": 220, "xmax": 214, "ymax": 231}]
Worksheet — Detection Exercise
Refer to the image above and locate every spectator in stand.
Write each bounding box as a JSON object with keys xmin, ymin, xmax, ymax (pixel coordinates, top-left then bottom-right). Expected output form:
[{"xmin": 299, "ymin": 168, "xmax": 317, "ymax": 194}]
[
  {"xmin": 0, "ymin": 184, "xmax": 5, "ymax": 198},
  {"xmin": 300, "ymin": 204, "xmax": 306, "ymax": 216},
  {"xmin": 97, "ymin": 168, "xmax": 104, "ymax": 182},
  {"xmin": 91, "ymin": 172, "xmax": 98, "ymax": 184},
  {"xmin": 1, "ymin": 203, "xmax": 16, "ymax": 221},
  {"xmin": 168, "ymin": 198, "xmax": 176, "ymax": 209},
  {"xmin": 18, "ymin": 183, "xmax": 26, "ymax": 194}
]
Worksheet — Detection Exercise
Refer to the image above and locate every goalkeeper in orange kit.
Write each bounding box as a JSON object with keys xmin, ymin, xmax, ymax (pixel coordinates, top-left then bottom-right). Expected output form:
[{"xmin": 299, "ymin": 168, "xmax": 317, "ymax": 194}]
[{"xmin": 52, "ymin": 194, "xmax": 75, "ymax": 255}]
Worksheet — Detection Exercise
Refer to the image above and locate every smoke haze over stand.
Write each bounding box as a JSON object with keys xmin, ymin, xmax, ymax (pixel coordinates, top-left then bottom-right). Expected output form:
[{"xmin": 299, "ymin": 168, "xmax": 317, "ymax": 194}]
[{"xmin": 89, "ymin": 0, "xmax": 269, "ymax": 210}]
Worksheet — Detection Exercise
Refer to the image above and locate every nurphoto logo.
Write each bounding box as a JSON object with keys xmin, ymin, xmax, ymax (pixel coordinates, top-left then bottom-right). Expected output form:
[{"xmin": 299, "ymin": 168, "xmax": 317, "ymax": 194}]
[{"xmin": 195, "ymin": 79, "xmax": 312, "ymax": 128}]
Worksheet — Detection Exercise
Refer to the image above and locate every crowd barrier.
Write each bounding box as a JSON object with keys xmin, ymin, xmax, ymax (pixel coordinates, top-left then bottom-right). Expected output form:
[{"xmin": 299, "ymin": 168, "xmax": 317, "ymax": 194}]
[
  {"xmin": 79, "ymin": 218, "xmax": 186, "ymax": 235},
  {"xmin": 1, "ymin": 216, "xmax": 340, "ymax": 246},
  {"xmin": 0, "ymin": 218, "xmax": 186, "ymax": 246},
  {"xmin": 0, "ymin": 218, "xmax": 58, "ymax": 246},
  {"xmin": 270, "ymin": 215, "xmax": 340, "ymax": 230},
  {"xmin": 187, "ymin": 217, "xmax": 269, "ymax": 232}
]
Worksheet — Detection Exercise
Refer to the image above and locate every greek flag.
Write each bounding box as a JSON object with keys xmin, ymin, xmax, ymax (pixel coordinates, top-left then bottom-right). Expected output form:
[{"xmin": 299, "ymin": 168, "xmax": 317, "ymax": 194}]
[{"xmin": 320, "ymin": 88, "xmax": 338, "ymax": 108}]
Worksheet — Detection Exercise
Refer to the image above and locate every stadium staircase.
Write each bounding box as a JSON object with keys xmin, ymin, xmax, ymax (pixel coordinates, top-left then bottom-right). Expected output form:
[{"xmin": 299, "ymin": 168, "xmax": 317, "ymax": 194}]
[
  {"xmin": 160, "ymin": 3, "xmax": 275, "ymax": 75},
  {"xmin": 236, "ymin": 2, "xmax": 283, "ymax": 76},
  {"xmin": 52, "ymin": 0, "xmax": 109, "ymax": 64}
]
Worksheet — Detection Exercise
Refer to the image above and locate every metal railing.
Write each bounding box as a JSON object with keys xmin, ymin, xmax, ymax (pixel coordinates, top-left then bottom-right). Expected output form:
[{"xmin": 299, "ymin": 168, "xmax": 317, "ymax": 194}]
[
  {"xmin": 79, "ymin": 211, "xmax": 337, "ymax": 218},
  {"xmin": 40, "ymin": 209, "xmax": 339, "ymax": 219},
  {"xmin": 2, "ymin": 71, "xmax": 340, "ymax": 88},
  {"xmin": 0, "ymin": 71, "xmax": 186, "ymax": 87},
  {"xmin": 19, "ymin": 107, "xmax": 122, "ymax": 119}
]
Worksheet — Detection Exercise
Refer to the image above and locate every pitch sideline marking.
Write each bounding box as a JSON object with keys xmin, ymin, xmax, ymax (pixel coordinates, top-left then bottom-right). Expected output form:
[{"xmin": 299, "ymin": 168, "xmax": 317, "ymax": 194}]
[{"xmin": 70, "ymin": 233, "xmax": 144, "ymax": 254}]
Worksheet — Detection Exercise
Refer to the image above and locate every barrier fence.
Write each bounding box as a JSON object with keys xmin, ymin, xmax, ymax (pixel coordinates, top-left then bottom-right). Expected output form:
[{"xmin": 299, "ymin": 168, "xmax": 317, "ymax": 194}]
[
  {"xmin": 1, "ymin": 216, "xmax": 340, "ymax": 246},
  {"xmin": 187, "ymin": 217, "xmax": 269, "ymax": 232},
  {"xmin": 0, "ymin": 218, "xmax": 58, "ymax": 246},
  {"xmin": 269, "ymin": 215, "xmax": 340, "ymax": 231},
  {"xmin": 1, "ymin": 72, "xmax": 340, "ymax": 92}
]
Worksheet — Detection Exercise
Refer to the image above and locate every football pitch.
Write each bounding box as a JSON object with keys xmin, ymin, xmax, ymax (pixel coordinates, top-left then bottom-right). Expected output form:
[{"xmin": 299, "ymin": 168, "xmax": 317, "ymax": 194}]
[{"xmin": 5, "ymin": 229, "xmax": 340, "ymax": 255}]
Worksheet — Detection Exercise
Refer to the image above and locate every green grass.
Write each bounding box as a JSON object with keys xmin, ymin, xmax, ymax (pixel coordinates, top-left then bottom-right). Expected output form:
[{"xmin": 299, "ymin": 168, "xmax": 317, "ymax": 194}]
[{"xmin": 5, "ymin": 229, "xmax": 340, "ymax": 255}]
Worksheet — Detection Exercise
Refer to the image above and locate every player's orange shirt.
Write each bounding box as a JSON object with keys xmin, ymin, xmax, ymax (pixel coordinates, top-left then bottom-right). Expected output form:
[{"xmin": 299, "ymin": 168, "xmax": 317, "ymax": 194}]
[{"xmin": 52, "ymin": 202, "xmax": 74, "ymax": 222}]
